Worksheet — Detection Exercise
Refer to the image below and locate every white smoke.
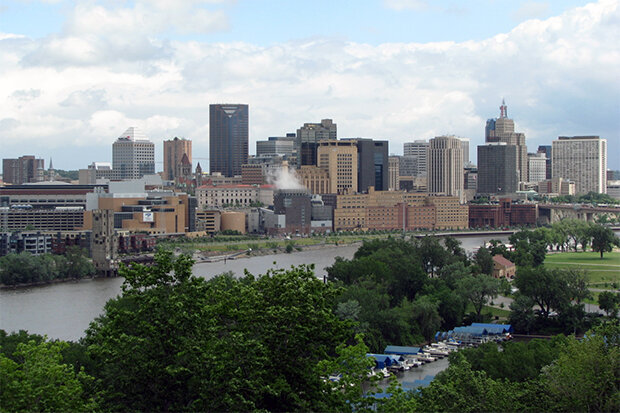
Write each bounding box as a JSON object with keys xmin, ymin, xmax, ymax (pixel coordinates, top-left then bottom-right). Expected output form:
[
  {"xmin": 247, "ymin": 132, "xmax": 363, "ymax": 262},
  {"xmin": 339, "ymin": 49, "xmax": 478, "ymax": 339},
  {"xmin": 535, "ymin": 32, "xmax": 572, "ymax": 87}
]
[{"xmin": 266, "ymin": 164, "xmax": 306, "ymax": 190}]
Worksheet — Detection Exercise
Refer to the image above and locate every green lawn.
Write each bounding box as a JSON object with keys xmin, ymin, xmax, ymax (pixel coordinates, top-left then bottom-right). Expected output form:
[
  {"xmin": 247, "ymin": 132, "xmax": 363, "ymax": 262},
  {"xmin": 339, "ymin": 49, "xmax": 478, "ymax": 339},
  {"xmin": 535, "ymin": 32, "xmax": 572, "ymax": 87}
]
[{"xmin": 544, "ymin": 251, "xmax": 620, "ymax": 286}]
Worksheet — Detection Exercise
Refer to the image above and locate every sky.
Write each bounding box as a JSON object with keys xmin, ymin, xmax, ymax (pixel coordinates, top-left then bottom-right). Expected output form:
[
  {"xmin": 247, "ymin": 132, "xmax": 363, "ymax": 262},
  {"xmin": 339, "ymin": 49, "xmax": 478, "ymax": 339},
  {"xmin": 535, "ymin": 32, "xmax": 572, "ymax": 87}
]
[{"xmin": 1, "ymin": 0, "xmax": 619, "ymax": 171}]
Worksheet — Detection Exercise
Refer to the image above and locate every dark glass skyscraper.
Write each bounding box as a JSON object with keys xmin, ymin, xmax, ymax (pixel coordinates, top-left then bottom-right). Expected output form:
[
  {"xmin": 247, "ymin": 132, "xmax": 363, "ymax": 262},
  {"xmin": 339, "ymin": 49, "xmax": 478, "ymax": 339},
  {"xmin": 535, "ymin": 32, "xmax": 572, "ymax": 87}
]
[
  {"xmin": 209, "ymin": 104, "xmax": 248, "ymax": 177},
  {"xmin": 355, "ymin": 138, "xmax": 388, "ymax": 192},
  {"xmin": 477, "ymin": 143, "xmax": 518, "ymax": 195}
]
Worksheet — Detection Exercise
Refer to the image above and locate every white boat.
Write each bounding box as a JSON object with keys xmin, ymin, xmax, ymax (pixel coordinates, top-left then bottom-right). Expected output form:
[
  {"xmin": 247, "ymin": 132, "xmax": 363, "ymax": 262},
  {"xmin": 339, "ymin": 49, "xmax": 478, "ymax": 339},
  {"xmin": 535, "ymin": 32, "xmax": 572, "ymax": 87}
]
[{"xmin": 416, "ymin": 353, "xmax": 436, "ymax": 362}]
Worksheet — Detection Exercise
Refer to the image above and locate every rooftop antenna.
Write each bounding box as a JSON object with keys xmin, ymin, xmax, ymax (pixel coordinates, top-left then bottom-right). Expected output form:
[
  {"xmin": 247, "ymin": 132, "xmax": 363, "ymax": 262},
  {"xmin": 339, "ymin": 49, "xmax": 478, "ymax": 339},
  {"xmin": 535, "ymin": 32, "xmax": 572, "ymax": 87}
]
[{"xmin": 500, "ymin": 98, "xmax": 507, "ymax": 118}]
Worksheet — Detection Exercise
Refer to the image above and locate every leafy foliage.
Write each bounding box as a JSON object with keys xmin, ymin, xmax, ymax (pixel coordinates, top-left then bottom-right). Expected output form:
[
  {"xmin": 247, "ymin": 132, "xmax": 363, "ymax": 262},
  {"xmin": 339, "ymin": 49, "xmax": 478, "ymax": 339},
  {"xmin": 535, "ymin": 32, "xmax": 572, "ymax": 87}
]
[
  {"xmin": 84, "ymin": 249, "xmax": 357, "ymax": 412},
  {"xmin": 0, "ymin": 338, "xmax": 98, "ymax": 412}
]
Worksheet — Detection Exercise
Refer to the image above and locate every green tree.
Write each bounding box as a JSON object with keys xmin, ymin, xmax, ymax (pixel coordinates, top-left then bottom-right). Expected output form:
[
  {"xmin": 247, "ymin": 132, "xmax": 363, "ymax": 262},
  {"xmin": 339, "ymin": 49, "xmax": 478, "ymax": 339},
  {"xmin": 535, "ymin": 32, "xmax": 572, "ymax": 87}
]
[
  {"xmin": 589, "ymin": 224, "xmax": 620, "ymax": 259},
  {"xmin": 473, "ymin": 246, "xmax": 494, "ymax": 275},
  {"xmin": 509, "ymin": 294, "xmax": 536, "ymax": 334},
  {"xmin": 598, "ymin": 291, "xmax": 620, "ymax": 318},
  {"xmin": 64, "ymin": 246, "xmax": 95, "ymax": 279},
  {"xmin": 515, "ymin": 266, "xmax": 566, "ymax": 318},
  {"xmin": 543, "ymin": 323, "xmax": 620, "ymax": 412},
  {"xmin": 85, "ymin": 250, "xmax": 356, "ymax": 412},
  {"xmin": 411, "ymin": 295, "xmax": 442, "ymax": 343},
  {"xmin": 456, "ymin": 274, "xmax": 499, "ymax": 321},
  {"xmin": 0, "ymin": 339, "xmax": 98, "ymax": 412}
]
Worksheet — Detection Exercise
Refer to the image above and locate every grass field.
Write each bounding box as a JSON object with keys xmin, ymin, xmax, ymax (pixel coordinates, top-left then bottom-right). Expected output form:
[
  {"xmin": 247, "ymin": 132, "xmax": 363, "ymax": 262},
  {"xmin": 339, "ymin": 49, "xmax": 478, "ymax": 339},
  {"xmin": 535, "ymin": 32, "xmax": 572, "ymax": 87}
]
[
  {"xmin": 544, "ymin": 251, "xmax": 620, "ymax": 287},
  {"xmin": 160, "ymin": 233, "xmax": 390, "ymax": 254}
]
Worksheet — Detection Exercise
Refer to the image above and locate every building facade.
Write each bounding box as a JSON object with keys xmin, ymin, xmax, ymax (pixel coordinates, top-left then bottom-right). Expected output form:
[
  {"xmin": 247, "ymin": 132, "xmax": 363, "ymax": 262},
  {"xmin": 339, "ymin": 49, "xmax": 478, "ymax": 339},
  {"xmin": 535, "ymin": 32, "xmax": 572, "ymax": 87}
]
[
  {"xmin": 469, "ymin": 199, "xmax": 538, "ymax": 228},
  {"xmin": 296, "ymin": 119, "xmax": 337, "ymax": 167},
  {"xmin": 427, "ymin": 136, "xmax": 464, "ymax": 202},
  {"xmin": 388, "ymin": 156, "xmax": 400, "ymax": 191},
  {"xmin": 528, "ymin": 152, "xmax": 547, "ymax": 184},
  {"xmin": 403, "ymin": 140, "xmax": 428, "ymax": 176},
  {"xmin": 256, "ymin": 135, "xmax": 296, "ymax": 158},
  {"xmin": 552, "ymin": 136, "xmax": 607, "ymax": 194},
  {"xmin": 2, "ymin": 156, "xmax": 45, "ymax": 185},
  {"xmin": 209, "ymin": 104, "xmax": 249, "ymax": 177},
  {"xmin": 317, "ymin": 140, "xmax": 358, "ymax": 194},
  {"xmin": 163, "ymin": 137, "xmax": 192, "ymax": 181},
  {"xmin": 537, "ymin": 145, "xmax": 552, "ymax": 180},
  {"xmin": 477, "ymin": 143, "xmax": 518, "ymax": 195},
  {"xmin": 355, "ymin": 138, "xmax": 389, "ymax": 192},
  {"xmin": 112, "ymin": 127, "xmax": 155, "ymax": 180},
  {"xmin": 297, "ymin": 165, "xmax": 331, "ymax": 195}
]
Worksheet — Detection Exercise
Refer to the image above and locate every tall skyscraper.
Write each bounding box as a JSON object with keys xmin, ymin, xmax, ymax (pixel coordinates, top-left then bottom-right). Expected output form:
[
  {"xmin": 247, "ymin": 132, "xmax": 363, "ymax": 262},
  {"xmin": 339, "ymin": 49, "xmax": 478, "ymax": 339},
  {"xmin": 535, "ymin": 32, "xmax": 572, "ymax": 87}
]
[
  {"xmin": 477, "ymin": 143, "xmax": 518, "ymax": 195},
  {"xmin": 485, "ymin": 100, "xmax": 528, "ymax": 183},
  {"xmin": 2, "ymin": 155, "xmax": 44, "ymax": 184},
  {"xmin": 460, "ymin": 138, "xmax": 470, "ymax": 165},
  {"xmin": 427, "ymin": 136, "xmax": 464, "ymax": 202},
  {"xmin": 552, "ymin": 136, "xmax": 607, "ymax": 194},
  {"xmin": 296, "ymin": 119, "xmax": 337, "ymax": 167},
  {"xmin": 317, "ymin": 139, "xmax": 358, "ymax": 194},
  {"xmin": 388, "ymin": 156, "xmax": 400, "ymax": 191},
  {"xmin": 163, "ymin": 137, "xmax": 192, "ymax": 181},
  {"xmin": 528, "ymin": 152, "xmax": 547, "ymax": 184},
  {"xmin": 403, "ymin": 140, "xmax": 429, "ymax": 176},
  {"xmin": 112, "ymin": 127, "xmax": 155, "ymax": 180},
  {"xmin": 209, "ymin": 104, "xmax": 249, "ymax": 177},
  {"xmin": 355, "ymin": 138, "xmax": 388, "ymax": 192}
]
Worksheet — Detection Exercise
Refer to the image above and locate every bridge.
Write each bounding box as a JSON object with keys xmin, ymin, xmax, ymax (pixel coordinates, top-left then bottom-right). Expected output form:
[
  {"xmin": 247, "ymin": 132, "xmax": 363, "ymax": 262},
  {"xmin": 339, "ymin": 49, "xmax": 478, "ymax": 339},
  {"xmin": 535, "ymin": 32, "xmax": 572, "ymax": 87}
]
[{"xmin": 538, "ymin": 204, "xmax": 620, "ymax": 224}]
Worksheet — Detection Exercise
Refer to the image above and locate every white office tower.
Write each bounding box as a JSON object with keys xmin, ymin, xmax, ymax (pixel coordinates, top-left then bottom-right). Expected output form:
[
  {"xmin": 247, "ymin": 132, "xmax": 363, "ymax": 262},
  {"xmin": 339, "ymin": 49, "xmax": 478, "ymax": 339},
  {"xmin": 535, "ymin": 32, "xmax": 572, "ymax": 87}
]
[
  {"xmin": 427, "ymin": 136, "xmax": 464, "ymax": 202},
  {"xmin": 112, "ymin": 127, "xmax": 155, "ymax": 180},
  {"xmin": 552, "ymin": 136, "xmax": 607, "ymax": 194}
]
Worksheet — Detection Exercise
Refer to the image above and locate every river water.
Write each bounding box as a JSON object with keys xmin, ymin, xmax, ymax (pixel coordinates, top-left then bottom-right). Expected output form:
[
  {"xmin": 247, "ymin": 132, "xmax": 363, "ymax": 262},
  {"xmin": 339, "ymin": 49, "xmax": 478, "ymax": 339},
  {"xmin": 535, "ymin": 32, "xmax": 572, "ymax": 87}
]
[{"xmin": 0, "ymin": 234, "xmax": 507, "ymax": 342}]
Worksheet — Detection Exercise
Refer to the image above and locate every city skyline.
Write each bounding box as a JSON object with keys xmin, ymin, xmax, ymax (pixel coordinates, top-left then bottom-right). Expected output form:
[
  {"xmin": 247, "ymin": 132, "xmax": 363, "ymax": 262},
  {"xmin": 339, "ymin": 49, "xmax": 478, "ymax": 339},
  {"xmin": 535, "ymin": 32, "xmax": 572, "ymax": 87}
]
[{"xmin": 1, "ymin": 0, "xmax": 618, "ymax": 170}]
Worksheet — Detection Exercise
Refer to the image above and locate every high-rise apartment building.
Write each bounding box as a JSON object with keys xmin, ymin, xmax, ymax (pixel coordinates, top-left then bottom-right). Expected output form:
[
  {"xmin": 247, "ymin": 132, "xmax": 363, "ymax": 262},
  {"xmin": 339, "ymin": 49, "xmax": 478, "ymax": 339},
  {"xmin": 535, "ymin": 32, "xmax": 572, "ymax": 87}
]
[
  {"xmin": 112, "ymin": 127, "xmax": 155, "ymax": 180},
  {"xmin": 317, "ymin": 140, "xmax": 357, "ymax": 194},
  {"xmin": 427, "ymin": 136, "xmax": 464, "ymax": 202},
  {"xmin": 477, "ymin": 143, "xmax": 518, "ymax": 195},
  {"xmin": 552, "ymin": 136, "xmax": 607, "ymax": 194},
  {"xmin": 354, "ymin": 138, "xmax": 388, "ymax": 192},
  {"xmin": 2, "ymin": 156, "xmax": 45, "ymax": 185},
  {"xmin": 296, "ymin": 119, "xmax": 337, "ymax": 167},
  {"xmin": 163, "ymin": 137, "xmax": 192, "ymax": 181},
  {"xmin": 485, "ymin": 100, "xmax": 528, "ymax": 183},
  {"xmin": 403, "ymin": 140, "xmax": 429, "ymax": 176},
  {"xmin": 209, "ymin": 104, "xmax": 249, "ymax": 177}
]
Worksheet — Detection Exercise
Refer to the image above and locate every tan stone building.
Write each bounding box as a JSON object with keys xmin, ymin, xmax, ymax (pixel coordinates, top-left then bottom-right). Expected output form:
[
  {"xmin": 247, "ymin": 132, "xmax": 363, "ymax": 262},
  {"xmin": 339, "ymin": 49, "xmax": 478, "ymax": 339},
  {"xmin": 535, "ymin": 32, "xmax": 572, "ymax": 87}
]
[
  {"xmin": 427, "ymin": 136, "xmax": 464, "ymax": 202},
  {"xmin": 492, "ymin": 255, "xmax": 516, "ymax": 279},
  {"xmin": 84, "ymin": 192, "xmax": 189, "ymax": 234},
  {"xmin": 297, "ymin": 165, "xmax": 330, "ymax": 195},
  {"xmin": 317, "ymin": 140, "xmax": 358, "ymax": 194},
  {"xmin": 163, "ymin": 137, "xmax": 192, "ymax": 181},
  {"xmin": 332, "ymin": 188, "xmax": 468, "ymax": 231}
]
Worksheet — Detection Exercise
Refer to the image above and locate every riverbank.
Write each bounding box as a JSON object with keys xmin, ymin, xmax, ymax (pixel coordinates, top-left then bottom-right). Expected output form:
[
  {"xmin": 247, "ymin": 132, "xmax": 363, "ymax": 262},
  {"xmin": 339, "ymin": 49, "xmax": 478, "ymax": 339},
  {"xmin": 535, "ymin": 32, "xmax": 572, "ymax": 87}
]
[{"xmin": 0, "ymin": 275, "xmax": 96, "ymax": 290}]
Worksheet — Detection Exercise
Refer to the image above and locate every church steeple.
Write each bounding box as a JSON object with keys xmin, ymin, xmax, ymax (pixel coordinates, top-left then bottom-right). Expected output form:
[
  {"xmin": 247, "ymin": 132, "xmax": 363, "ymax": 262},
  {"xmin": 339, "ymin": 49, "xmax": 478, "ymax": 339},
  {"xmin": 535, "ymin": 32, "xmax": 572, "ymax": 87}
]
[{"xmin": 48, "ymin": 158, "xmax": 55, "ymax": 181}]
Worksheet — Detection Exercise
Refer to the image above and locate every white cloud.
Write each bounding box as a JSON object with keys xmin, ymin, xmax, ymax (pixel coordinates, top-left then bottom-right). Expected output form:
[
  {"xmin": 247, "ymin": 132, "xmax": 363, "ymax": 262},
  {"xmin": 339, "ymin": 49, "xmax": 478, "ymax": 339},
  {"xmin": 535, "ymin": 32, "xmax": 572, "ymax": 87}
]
[
  {"xmin": 1, "ymin": 0, "xmax": 619, "ymax": 169},
  {"xmin": 512, "ymin": 1, "xmax": 551, "ymax": 21}
]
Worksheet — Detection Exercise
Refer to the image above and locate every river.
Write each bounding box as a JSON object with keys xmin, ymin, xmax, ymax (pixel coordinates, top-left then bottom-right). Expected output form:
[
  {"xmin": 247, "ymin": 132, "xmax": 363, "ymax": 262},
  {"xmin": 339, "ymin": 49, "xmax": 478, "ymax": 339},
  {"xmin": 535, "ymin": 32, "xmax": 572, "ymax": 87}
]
[{"xmin": 0, "ymin": 234, "xmax": 508, "ymax": 342}]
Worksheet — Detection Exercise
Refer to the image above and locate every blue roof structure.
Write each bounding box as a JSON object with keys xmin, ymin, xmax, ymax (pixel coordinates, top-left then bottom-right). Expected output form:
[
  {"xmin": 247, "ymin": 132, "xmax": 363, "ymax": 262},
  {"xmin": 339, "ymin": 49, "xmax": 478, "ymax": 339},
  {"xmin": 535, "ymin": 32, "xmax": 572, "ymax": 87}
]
[
  {"xmin": 470, "ymin": 323, "xmax": 513, "ymax": 333},
  {"xmin": 384, "ymin": 345, "xmax": 421, "ymax": 355},
  {"xmin": 366, "ymin": 353, "xmax": 393, "ymax": 369}
]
